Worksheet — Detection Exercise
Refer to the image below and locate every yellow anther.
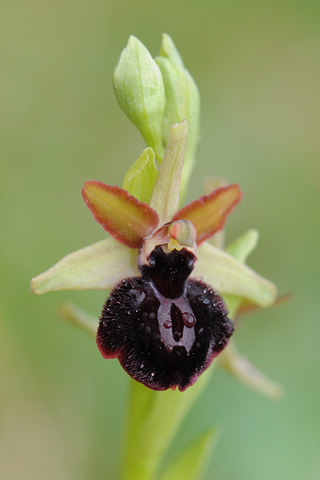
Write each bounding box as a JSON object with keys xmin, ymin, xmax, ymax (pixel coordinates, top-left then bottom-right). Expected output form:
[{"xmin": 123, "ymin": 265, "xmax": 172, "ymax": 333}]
[{"xmin": 167, "ymin": 237, "xmax": 183, "ymax": 251}]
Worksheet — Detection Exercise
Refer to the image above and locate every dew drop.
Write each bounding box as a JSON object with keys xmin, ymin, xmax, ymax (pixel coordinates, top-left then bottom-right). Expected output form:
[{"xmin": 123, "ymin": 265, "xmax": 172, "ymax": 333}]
[
  {"xmin": 164, "ymin": 319, "xmax": 172, "ymax": 329},
  {"xmin": 182, "ymin": 312, "xmax": 196, "ymax": 328},
  {"xmin": 140, "ymin": 363, "xmax": 144, "ymax": 369},
  {"xmin": 129, "ymin": 287, "xmax": 146, "ymax": 303},
  {"xmin": 195, "ymin": 294, "xmax": 210, "ymax": 305}
]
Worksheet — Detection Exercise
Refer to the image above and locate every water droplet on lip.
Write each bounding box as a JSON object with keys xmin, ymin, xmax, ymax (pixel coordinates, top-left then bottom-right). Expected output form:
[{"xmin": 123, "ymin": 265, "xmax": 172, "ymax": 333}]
[
  {"xmin": 195, "ymin": 294, "xmax": 210, "ymax": 305},
  {"xmin": 182, "ymin": 311, "xmax": 196, "ymax": 328},
  {"xmin": 129, "ymin": 287, "xmax": 146, "ymax": 303}
]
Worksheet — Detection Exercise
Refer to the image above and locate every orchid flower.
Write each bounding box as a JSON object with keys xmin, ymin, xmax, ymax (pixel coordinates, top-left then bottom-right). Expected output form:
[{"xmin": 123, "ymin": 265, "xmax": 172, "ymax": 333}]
[{"xmin": 31, "ymin": 119, "xmax": 276, "ymax": 391}]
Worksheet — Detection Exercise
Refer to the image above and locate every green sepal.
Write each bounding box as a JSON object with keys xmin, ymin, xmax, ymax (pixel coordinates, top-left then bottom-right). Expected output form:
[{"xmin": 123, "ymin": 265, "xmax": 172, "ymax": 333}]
[
  {"xmin": 122, "ymin": 147, "xmax": 158, "ymax": 203},
  {"xmin": 158, "ymin": 428, "xmax": 219, "ymax": 480},
  {"xmin": 30, "ymin": 238, "xmax": 139, "ymax": 294},
  {"xmin": 156, "ymin": 34, "xmax": 200, "ymax": 198},
  {"xmin": 193, "ymin": 238, "xmax": 277, "ymax": 309},
  {"xmin": 113, "ymin": 36, "xmax": 165, "ymax": 161}
]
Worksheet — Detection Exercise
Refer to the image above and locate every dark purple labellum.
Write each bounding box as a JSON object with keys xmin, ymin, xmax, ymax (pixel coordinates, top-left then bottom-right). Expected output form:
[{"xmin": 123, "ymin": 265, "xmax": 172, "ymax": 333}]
[{"xmin": 97, "ymin": 246, "xmax": 233, "ymax": 391}]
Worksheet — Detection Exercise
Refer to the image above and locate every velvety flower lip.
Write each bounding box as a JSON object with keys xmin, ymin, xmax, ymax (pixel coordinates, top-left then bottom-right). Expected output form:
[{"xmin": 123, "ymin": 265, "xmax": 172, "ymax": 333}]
[
  {"xmin": 30, "ymin": 121, "xmax": 277, "ymax": 391},
  {"xmin": 97, "ymin": 269, "xmax": 233, "ymax": 391}
]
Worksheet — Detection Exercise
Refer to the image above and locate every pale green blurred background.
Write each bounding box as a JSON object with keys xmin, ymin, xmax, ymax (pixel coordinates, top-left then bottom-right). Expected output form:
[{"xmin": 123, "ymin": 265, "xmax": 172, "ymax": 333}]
[{"xmin": 1, "ymin": 0, "xmax": 319, "ymax": 479}]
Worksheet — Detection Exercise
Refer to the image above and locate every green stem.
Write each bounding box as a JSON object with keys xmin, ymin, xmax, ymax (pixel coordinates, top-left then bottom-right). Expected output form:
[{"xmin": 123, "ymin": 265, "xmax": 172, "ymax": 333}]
[{"xmin": 121, "ymin": 367, "xmax": 215, "ymax": 480}]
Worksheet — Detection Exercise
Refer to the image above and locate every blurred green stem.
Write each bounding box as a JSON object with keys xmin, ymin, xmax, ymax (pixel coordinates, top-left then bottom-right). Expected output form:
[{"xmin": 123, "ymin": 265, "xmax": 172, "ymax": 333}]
[{"xmin": 121, "ymin": 368, "xmax": 214, "ymax": 480}]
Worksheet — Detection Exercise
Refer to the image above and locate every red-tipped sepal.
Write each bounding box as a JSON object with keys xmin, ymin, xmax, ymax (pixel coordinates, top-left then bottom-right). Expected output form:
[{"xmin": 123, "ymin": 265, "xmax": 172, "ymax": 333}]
[
  {"xmin": 82, "ymin": 182, "xmax": 159, "ymax": 248},
  {"xmin": 173, "ymin": 184, "xmax": 242, "ymax": 245}
]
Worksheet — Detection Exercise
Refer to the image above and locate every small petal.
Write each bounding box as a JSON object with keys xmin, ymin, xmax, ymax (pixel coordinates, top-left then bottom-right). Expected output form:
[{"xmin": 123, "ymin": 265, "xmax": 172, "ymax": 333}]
[
  {"xmin": 203, "ymin": 176, "xmax": 229, "ymax": 249},
  {"xmin": 150, "ymin": 120, "xmax": 188, "ymax": 224},
  {"xmin": 219, "ymin": 341, "xmax": 283, "ymax": 399},
  {"xmin": 193, "ymin": 241, "xmax": 277, "ymax": 307},
  {"xmin": 173, "ymin": 185, "xmax": 242, "ymax": 245},
  {"xmin": 82, "ymin": 182, "xmax": 159, "ymax": 248},
  {"xmin": 30, "ymin": 238, "xmax": 139, "ymax": 294},
  {"xmin": 113, "ymin": 36, "xmax": 165, "ymax": 161},
  {"xmin": 122, "ymin": 147, "xmax": 158, "ymax": 203}
]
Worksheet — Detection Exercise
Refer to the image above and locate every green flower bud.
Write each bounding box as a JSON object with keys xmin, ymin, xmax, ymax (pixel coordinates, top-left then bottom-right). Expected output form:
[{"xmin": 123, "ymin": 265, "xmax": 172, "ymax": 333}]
[
  {"xmin": 113, "ymin": 36, "xmax": 166, "ymax": 161},
  {"xmin": 156, "ymin": 34, "xmax": 201, "ymax": 199}
]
